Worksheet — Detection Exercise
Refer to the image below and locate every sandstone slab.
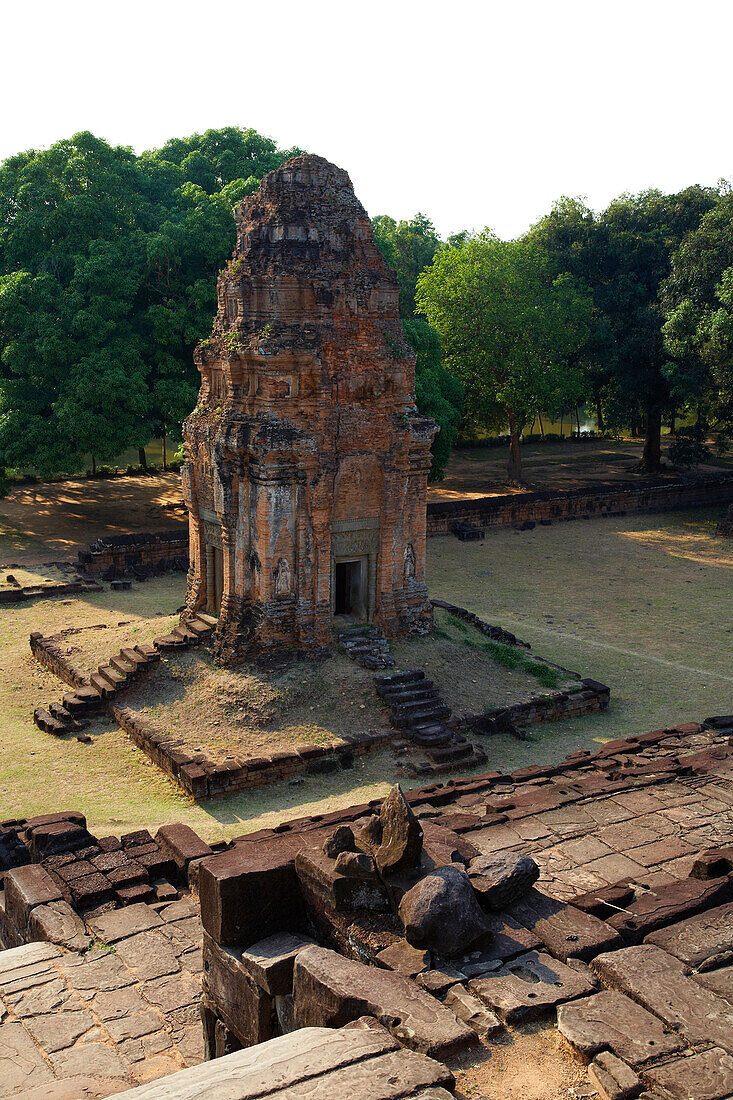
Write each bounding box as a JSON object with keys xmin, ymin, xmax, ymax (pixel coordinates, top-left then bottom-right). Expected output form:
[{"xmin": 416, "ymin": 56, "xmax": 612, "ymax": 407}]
[
  {"xmin": 644, "ymin": 901, "xmax": 733, "ymax": 967},
  {"xmin": 592, "ymin": 944, "xmax": 733, "ymax": 1053},
  {"xmin": 588, "ymin": 1051, "xmax": 642, "ymax": 1100},
  {"xmin": 293, "ymin": 945, "xmax": 475, "ymax": 1058},
  {"xmin": 296, "ymin": 847, "xmax": 388, "ymax": 913},
  {"xmin": 643, "ymin": 1048, "xmax": 733, "ymax": 1100},
  {"xmin": 239, "ymin": 932, "xmax": 316, "ymax": 996},
  {"xmin": 29, "ymin": 899, "xmax": 92, "ymax": 952},
  {"xmin": 606, "ymin": 876, "xmax": 732, "ymax": 943},
  {"xmin": 202, "ymin": 932, "xmax": 274, "ymax": 1047},
  {"xmin": 557, "ymin": 990, "xmax": 683, "ymax": 1067},
  {"xmin": 445, "ymin": 983, "xmax": 502, "ymax": 1038},
  {"xmin": 507, "ymin": 887, "xmax": 621, "ymax": 962},
  {"xmin": 469, "ymin": 950, "xmax": 594, "ymax": 1024},
  {"xmin": 87, "ymin": 902, "xmax": 163, "ymax": 943},
  {"xmin": 375, "ymin": 940, "xmax": 431, "ymax": 978}
]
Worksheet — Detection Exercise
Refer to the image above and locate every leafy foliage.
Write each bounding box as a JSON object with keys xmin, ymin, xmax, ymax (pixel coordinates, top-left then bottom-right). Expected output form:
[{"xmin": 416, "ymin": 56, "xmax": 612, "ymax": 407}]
[{"xmin": 0, "ymin": 128, "xmax": 299, "ymax": 474}]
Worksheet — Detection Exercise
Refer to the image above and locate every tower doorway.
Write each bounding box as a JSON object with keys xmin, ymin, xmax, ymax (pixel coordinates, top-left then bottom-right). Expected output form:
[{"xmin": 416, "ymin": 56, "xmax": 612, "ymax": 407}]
[
  {"xmin": 206, "ymin": 543, "xmax": 224, "ymax": 616},
  {"xmin": 334, "ymin": 558, "xmax": 365, "ymax": 620}
]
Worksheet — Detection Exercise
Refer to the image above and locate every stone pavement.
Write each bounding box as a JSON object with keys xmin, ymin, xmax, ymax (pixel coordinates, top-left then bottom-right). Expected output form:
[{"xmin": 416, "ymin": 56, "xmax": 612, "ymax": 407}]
[{"xmin": 0, "ymin": 898, "xmax": 204, "ymax": 1098}]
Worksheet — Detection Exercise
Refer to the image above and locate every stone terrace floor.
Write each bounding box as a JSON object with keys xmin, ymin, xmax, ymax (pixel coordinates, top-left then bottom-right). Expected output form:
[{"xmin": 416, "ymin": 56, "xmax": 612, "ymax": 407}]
[{"xmin": 0, "ymin": 898, "xmax": 203, "ymax": 1096}]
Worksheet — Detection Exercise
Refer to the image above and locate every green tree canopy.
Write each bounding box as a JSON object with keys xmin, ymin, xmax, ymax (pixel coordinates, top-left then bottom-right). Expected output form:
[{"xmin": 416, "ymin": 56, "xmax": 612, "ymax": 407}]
[
  {"xmin": 416, "ymin": 232, "xmax": 593, "ymax": 482},
  {"xmin": 0, "ymin": 128, "xmax": 299, "ymax": 475}
]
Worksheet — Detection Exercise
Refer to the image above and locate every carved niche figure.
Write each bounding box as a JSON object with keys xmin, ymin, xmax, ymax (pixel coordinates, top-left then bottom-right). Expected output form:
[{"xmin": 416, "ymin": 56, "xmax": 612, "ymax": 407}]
[
  {"xmin": 274, "ymin": 557, "xmax": 291, "ymax": 597},
  {"xmin": 404, "ymin": 543, "xmax": 416, "ymax": 583}
]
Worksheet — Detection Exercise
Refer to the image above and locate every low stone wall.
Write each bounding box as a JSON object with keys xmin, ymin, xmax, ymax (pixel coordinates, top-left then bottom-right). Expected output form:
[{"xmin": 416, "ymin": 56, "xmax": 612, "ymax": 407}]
[
  {"xmin": 426, "ymin": 474, "xmax": 733, "ymax": 536},
  {"xmin": 112, "ymin": 705, "xmax": 391, "ymax": 800},
  {"xmin": 463, "ymin": 678, "xmax": 610, "ymax": 736},
  {"xmin": 77, "ymin": 529, "xmax": 189, "ymax": 577},
  {"xmin": 29, "ymin": 631, "xmax": 89, "ymax": 689}
]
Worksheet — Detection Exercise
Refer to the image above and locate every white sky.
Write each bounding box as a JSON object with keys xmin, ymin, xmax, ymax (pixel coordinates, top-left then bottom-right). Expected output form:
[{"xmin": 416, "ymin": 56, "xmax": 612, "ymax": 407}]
[{"xmin": 2, "ymin": 0, "xmax": 731, "ymax": 240}]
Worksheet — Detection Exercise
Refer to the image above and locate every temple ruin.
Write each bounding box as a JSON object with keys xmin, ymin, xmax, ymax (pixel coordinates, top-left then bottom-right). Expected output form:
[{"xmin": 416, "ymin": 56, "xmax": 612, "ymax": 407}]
[{"xmin": 181, "ymin": 154, "xmax": 437, "ymax": 661}]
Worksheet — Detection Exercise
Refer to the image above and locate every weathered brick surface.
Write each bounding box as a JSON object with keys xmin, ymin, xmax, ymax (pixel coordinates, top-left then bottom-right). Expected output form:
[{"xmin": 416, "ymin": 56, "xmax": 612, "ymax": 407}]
[{"xmin": 182, "ymin": 154, "xmax": 437, "ymax": 660}]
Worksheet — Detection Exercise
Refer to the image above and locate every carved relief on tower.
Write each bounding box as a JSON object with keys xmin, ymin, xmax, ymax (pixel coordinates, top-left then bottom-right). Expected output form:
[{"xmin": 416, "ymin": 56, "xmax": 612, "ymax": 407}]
[
  {"xmin": 334, "ymin": 455, "xmax": 382, "ymax": 522},
  {"xmin": 274, "ymin": 557, "xmax": 292, "ymax": 597},
  {"xmin": 404, "ymin": 542, "xmax": 416, "ymax": 584}
]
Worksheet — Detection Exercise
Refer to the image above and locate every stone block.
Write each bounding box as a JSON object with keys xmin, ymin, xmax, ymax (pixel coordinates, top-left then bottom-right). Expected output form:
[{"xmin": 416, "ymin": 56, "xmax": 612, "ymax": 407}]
[
  {"xmin": 199, "ymin": 842, "xmax": 306, "ymax": 948},
  {"xmin": 445, "ymin": 983, "xmax": 502, "ymax": 1038},
  {"xmin": 588, "ymin": 1051, "xmax": 642, "ymax": 1100},
  {"xmin": 28, "ymin": 899, "xmax": 92, "ymax": 952},
  {"xmin": 4, "ymin": 864, "xmax": 63, "ymax": 933},
  {"xmin": 156, "ymin": 824, "xmax": 213, "ymax": 884},
  {"xmin": 467, "ymin": 852, "xmax": 539, "ymax": 909},
  {"xmin": 87, "ymin": 901, "xmax": 163, "ymax": 943},
  {"xmin": 557, "ymin": 989, "xmax": 684, "ymax": 1067},
  {"xmin": 399, "ymin": 864, "xmax": 491, "ymax": 958},
  {"xmin": 296, "ymin": 847, "xmax": 389, "ymax": 913},
  {"xmin": 293, "ymin": 944, "xmax": 476, "ymax": 1059},
  {"xmin": 375, "ymin": 940, "xmax": 431, "ymax": 978},
  {"xmin": 239, "ymin": 932, "xmax": 317, "ymax": 995},
  {"xmin": 202, "ymin": 932, "xmax": 275, "ymax": 1046},
  {"xmin": 469, "ymin": 950, "xmax": 594, "ymax": 1024}
]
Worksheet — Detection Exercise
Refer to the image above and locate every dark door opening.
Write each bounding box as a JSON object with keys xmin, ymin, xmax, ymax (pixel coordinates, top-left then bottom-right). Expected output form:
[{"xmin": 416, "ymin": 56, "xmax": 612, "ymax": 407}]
[
  {"xmin": 212, "ymin": 546, "xmax": 224, "ymax": 615},
  {"xmin": 334, "ymin": 559, "xmax": 363, "ymax": 617}
]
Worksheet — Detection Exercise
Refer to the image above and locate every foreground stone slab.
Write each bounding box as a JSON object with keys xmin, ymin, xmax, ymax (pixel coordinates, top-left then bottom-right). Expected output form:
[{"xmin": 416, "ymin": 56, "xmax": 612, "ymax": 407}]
[
  {"xmin": 239, "ymin": 932, "xmax": 316, "ymax": 996},
  {"xmin": 645, "ymin": 902, "xmax": 733, "ymax": 967},
  {"xmin": 507, "ymin": 887, "xmax": 621, "ymax": 962},
  {"xmin": 293, "ymin": 945, "xmax": 475, "ymax": 1058},
  {"xmin": 588, "ymin": 1051, "xmax": 641, "ymax": 1100},
  {"xmin": 557, "ymin": 990, "xmax": 684, "ymax": 1067},
  {"xmin": 106, "ymin": 1024, "xmax": 453, "ymax": 1098},
  {"xmin": 593, "ymin": 944, "xmax": 733, "ymax": 1053},
  {"xmin": 643, "ymin": 1048, "xmax": 733, "ymax": 1100},
  {"xmin": 469, "ymin": 950, "xmax": 594, "ymax": 1024},
  {"xmin": 87, "ymin": 903, "xmax": 163, "ymax": 944},
  {"xmin": 18, "ymin": 1076, "xmax": 131, "ymax": 1098}
]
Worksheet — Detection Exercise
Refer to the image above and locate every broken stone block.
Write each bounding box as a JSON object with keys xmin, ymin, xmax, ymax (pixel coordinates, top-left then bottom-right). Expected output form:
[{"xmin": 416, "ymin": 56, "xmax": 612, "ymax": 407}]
[
  {"xmin": 421, "ymin": 822, "xmax": 479, "ymax": 869},
  {"xmin": 239, "ymin": 932, "xmax": 316, "ymax": 996},
  {"xmin": 416, "ymin": 967, "xmax": 467, "ymax": 997},
  {"xmin": 557, "ymin": 989, "xmax": 684, "ymax": 1067},
  {"xmin": 198, "ymin": 840, "xmax": 306, "ymax": 948},
  {"xmin": 155, "ymin": 823, "xmax": 212, "ymax": 884},
  {"xmin": 375, "ymin": 786, "xmax": 423, "ymax": 875},
  {"xmin": 689, "ymin": 846, "xmax": 733, "ymax": 880},
  {"xmin": 469, "ymin": 950, "xmax": 594, "ymax": 1024},
  {"xmin": 592, "ymin": 944, "xmax": 733, "ymax": 1054},
  {"xmin": 644, "ymin": 901, "xmax": 733, "ymax": 967},
  {"xmin": 353, "ymin": 814, "xmax": 383, "ymax": 857},
  {"xmin": 445, "ymin": 983, "xmax": 502, "ymax": 1038},
  {"xmin": 588, "ymin": 1051, "xmax": 642, "ymax": 1100},
  {"xmin": 507, "ymin": 887, "xmax": 621, "ymax": 962},
  {"xmin": 323, "ymin": 826, "xmax": 355, "ymax": 859},
  {"xmin": 28, "ymin": 900, "xmax": 91, "ymax": 952},
  {"xmin": 293, "ymin": 944, "xmax": 476, "ymax": 1058},
  {"xmin": 375, "ymin": 940, "xmax": 431, "ymax": 977},
  {"xmin": 399, "ymin": 865, "xmax": 491, "ymax": 958},
  {"xmin": 295, "ymin": 847, "xmax": 389, "ymax": 913},
  {"xmin": 202, "ymin": 932, "xmax": 274, "ymax": 1047},
  {"xmin": 467, "ymin": 852, "xmax": 539, "ymax": 909}
]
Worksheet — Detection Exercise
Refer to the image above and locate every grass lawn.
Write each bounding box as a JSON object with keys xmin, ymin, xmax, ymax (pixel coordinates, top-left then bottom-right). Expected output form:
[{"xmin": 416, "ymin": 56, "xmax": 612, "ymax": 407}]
[{"xmin": 0, "ymin": 506, "xmax": 729, "ymax": 840}]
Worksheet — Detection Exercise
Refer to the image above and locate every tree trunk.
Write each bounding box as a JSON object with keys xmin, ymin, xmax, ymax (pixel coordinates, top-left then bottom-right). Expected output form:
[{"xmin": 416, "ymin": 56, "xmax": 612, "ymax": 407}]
[
  {"xmin": 595, "ymin": 396, "xmax": 605, "ymax": 433},
  {"xmin": 642, "ymin": 403, "xmax": 662, "ymax": 472},
  {"xmin": 506, "ymin": 408, "xmax": 523, "ymax": 483},
  {"xmin": 138, "ymin": 447, "xmax": 147, "ymax": 470},
  {"xmin": 669, "ymin": 409, "xmax": 676, "ymax": 436},
  {"xmin": 575, "ymin": 406, "xmax": 581, "ymax": 435},
  {"xmin": 538, "ymin": 411, "xmax": 545, "ymax": 440},
  {"xmin": 559, "ymin": 412, "xmax": 564, "ymax": 438},
  {"xmin": 162, "ymin": 433, "xmax": 167, "ymax": 471},
  {"xmin": 91, "ymin": 456, "xmax": 96, "ymax": 476}
]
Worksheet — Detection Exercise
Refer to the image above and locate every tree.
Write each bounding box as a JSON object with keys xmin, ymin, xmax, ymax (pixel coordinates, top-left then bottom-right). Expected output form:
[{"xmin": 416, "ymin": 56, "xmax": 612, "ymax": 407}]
[
  {"xmin": 663, "ymin": 191, "xmax": 733, "ymax": 438},
  {"xmin": 416, "ymin": 232, "xmax": 593, "ymax": 482},
  {"xmin": 0, "ymin": 128, "xmax": 299, "ymax": 475},
  {"xmin": 372, "ymin": 214, "xmax": 463, "ymax": 479}
]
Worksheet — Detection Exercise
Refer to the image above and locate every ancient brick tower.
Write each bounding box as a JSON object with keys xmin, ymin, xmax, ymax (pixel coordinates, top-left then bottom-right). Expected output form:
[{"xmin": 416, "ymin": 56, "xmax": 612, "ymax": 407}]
[{"xmin": 182, "ymin": 154, "xmax": 437, "ymax": 661}]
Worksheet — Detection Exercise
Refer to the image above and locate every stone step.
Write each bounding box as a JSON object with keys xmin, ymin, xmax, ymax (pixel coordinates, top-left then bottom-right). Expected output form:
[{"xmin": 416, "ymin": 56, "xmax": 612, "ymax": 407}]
[
  {"xmin": 393, "ymin": 703, "xmax": 451, "ymax": 728},
  {"xmin": 120, "ymin": 648, "xmax": 148, "ymax": 669},
  {"xmin": 187, "ymin": 618, "xmax": 214, "ymax": 639},
  {"xmin": 110, "ymin": 653, "xmax": 138, "ymax": 676},
  {"xmin": 410, "ymin": 726, "xmax": 452, "ymax": 747},
  {"xmin": 427, "ymin": 741, "xmax": 477, "ymax": 765},
  {"xmin": 97, "ymin": 665, "xmax": 128, "ymax": 688},
  {"xmin": 383, "ymin": 687, "xmax": 439, "ymax": 707},
  {"xmin": 173, "ymin": 625, "xmax": 200, "ymax": 643},
  {"xmin": 33, "ymin": 707, "xmax": 67, "ymax": 735},
  {"xmin": 195, "ymin": 612, "xmax": 219, "ymax": 627},
  {"xmin": 134, "ymin": 643, "xmax": 160, "ymax": 662},
  {"xmin": 378, "ymin": 680, "xmax": 436, "ymax": 699},
  {"xmin": 63, "ymin": 688, "xmax": 103, "ymax": 713},
  {"xmin": 374, "ymin": 670, "xmax": 425, "ymax": 689},
  {"xmin": 154, "ymin": 634, "xmax": 187, "ymax": 651},
  {"xmin": 395, "ymin": 697, "xmax": 451, "ymax": 718},
  {"xmin": 88, "ymin": 674, "xmax": 115, "ymax": 700}
]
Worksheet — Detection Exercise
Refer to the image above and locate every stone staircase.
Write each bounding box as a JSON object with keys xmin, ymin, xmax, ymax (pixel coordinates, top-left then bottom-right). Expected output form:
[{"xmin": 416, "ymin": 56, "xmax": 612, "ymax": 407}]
[
  {"xmin": 374, "ymin": 669, "xmax": 487, "ymax": 772},
  {"xmin": 34, "ymin": 613, "xmax": 217, "ymax": 736},
  {"xmin": 338, "ymin": 625, "xmax": 395, "ymax": 670}
]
